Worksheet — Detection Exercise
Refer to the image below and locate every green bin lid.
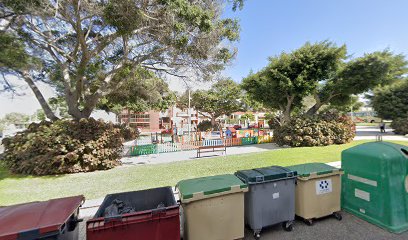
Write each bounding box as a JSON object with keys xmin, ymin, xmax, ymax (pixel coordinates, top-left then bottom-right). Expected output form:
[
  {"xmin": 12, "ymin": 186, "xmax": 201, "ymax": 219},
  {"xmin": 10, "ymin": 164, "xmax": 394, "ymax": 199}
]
[
  {"xmin": 177, "ymin": 174, "xmax": 248, "ymax": 203},
  {"xmin": 235, "ymin": 166, "xmax": 297, "ymax": 184},
  {"xmin": 287, "ymin": 163, "xmax": 343, "ymax": 179}
]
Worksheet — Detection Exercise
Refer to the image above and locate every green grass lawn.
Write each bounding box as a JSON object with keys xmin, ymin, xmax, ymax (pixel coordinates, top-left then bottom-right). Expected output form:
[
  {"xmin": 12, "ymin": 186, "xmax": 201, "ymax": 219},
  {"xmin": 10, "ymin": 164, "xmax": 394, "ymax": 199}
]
[{"xmin": 1, "ymin": 140, "xmax": 407, "ymax": 206}]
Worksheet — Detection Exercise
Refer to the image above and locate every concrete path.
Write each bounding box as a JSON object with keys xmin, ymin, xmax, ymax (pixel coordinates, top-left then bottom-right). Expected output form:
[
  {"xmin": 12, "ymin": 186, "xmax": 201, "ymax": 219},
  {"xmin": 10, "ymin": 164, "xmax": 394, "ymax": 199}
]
[
  {"xmin": 354, "ymin": 126, "xmax": 408, "ymax": 141},
  {"xmin": 121, "ymin": 143, "xmax": 283, "ymax": 166}
]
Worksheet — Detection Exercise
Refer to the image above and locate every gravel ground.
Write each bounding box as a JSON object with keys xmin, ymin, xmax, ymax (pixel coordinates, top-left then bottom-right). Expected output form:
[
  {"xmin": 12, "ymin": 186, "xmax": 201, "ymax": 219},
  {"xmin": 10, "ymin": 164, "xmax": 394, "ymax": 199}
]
[{"xmin": 243, "ymin": 211, "xmax": 408, "ymax": 240}]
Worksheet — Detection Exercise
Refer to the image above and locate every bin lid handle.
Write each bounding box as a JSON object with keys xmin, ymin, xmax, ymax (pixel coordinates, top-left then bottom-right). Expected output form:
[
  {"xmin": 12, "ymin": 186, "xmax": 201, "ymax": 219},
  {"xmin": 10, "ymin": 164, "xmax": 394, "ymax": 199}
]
[
  {"xmin": 255, "ymin": 176, "xmax": 264, "ymax": 182},
  {"xmin": 402, "ymin": 148, "xmax": 408, "ymax": 158}
]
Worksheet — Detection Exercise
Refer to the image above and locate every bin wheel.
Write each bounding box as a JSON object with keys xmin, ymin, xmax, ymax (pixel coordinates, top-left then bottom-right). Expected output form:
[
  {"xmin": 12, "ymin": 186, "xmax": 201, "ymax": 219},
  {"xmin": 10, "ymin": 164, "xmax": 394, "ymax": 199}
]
[
  {"xmin": 253, "ymin": 231, "xmax": 261, "ymax": 240},
  {"xmin": 333, "ymin": 212, "xmax": 342, "ymax": 221},
  {"xmin": 304, "ymin": 219, "xmax": 314, "ymax": 226},
  {"xmin": 282, "ymin": 221, "xmax": 294, "ymax": 232}
]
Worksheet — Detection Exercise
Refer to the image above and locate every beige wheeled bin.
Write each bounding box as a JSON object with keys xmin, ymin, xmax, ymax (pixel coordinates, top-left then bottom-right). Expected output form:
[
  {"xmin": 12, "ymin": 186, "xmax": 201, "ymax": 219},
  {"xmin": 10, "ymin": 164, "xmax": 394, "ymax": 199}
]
[
  {"xmin": 288, "ymin": 163, "xmax": 343, "ymax": 225},
  {"xmin": 177, "ymin": 174, "xmax": 248, "ymax": 240}
]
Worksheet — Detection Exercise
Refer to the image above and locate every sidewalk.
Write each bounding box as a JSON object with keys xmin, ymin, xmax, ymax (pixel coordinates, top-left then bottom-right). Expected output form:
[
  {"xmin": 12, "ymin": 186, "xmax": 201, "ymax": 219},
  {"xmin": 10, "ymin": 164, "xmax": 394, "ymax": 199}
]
[{"xmin": 121, "ymin": 143, "xmax": 283, "ymax": 165}]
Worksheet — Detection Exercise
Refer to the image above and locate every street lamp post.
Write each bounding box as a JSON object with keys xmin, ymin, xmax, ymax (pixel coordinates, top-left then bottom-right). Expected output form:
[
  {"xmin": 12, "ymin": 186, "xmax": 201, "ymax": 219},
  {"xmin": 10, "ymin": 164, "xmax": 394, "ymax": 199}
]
[{"xmin": 188, "ymin": 89, "xmax": 191, "ymax": 136}]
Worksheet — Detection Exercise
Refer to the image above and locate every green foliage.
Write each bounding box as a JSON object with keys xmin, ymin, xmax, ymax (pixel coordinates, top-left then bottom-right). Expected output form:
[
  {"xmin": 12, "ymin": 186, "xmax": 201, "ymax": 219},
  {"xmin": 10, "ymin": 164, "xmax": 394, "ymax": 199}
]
[
  {"xmin": 197, "ymin": 120, "xmax": 220, "ymax": 131},
  {"xmin": 192, "ymin": 78, "xmax": 245, "ymax": 120},
  {"xmin": 1, "ymin": 0, "xmax": 242, "ymax": 120},
  {"xmin": 242, "ymin": 41, "xmax": 408, "ymax": 122},
  {"xmin": 0, "ymin": 113, "xmax": 30, "ymax": 132},
  {"xmin": 242, "ymin": 41, "xmax": 347, "ymax": 123},
  {"xmin": 318, "ymin": 50, "xmax": 408, "ymax": 110},
  {"xmin": 0, "ymin": 32, "xmax": 34, "ymax": 70},
  {"xmin": 197, "ymin": 120, "xmax": 212, "ymax": 131},
  {"xmin": 241, "ymin": 112, "xmax": 255, "ymax": 121},
  {"xmin": 273, "ymin": 113, "xmax": 355, "ymax": 147},
  {"xmin": 391, "ymin": 118, "xmax": 408, "ymax": 135},
  {"xmin": 325, "ymin": 95, "xmax": 364, "ymax": 113},
  {"xmin": 371, "ymin": 80, "xmax": 408, "ymax": 120},
  {"xmin": 1, "ymin": 118, "xmax": 138, "ymax": 175},
  {"xmin": 98, "ymin": 67, "xmax": 176, "ymax": 113}
]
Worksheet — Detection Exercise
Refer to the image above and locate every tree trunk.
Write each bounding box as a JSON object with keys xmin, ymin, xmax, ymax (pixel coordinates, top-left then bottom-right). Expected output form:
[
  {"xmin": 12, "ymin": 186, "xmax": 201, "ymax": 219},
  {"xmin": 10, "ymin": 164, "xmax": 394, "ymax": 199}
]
[
  {"xmin": 280, "ymin": 95, "xmax": 295, "ymax": 125},
  {"xmin": 211, "ymin": 116, "xmax": 216, "ymax": 127},
  {"xmin": 305, "ymin": 102, "xmax": 323, "ymax": 116},
  {"xmin": 22, "ymin": 71, "xmax": 59, "ymax": 121},
  {"xmin": 65, "ymin": 93, "xmax": 100, "ymax": 120}
]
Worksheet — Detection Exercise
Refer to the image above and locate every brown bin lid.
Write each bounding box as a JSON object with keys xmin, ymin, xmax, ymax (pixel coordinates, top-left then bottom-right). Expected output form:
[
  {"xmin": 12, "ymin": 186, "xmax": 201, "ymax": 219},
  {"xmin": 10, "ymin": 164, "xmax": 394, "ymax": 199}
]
[{"xmin": 0, "ymin": 195, "xmax": 84, "ymax": 240}]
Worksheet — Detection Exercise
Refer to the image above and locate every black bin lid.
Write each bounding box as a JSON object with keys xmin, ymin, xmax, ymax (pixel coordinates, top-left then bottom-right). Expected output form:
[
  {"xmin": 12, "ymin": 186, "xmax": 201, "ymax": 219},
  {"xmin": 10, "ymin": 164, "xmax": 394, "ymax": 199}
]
[{"xmin": 235, "ymin": 166, "xmax": 297, "ymax": 184}]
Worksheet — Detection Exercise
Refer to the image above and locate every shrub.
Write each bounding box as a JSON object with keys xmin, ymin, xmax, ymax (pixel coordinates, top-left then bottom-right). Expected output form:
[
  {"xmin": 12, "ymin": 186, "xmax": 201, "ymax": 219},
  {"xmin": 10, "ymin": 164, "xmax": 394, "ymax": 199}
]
[
  {"xmin": 273, "ymin": 113, "xmax": 355, "ymax": 147},
  {"xmin": 391, "ymin": 118, "xmax": 408, "ymax": 135},
  {"xmin": 1, "ymin": 118, "xmax": 138, "ymax": 175}
]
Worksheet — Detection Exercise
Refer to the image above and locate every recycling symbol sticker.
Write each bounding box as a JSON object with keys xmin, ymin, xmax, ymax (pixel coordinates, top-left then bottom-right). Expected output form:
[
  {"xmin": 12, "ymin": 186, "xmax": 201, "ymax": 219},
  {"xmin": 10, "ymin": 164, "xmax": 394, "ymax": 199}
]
[{"xmin": 316, "ymin": 179, "xmax": 332, "ymax": 195}]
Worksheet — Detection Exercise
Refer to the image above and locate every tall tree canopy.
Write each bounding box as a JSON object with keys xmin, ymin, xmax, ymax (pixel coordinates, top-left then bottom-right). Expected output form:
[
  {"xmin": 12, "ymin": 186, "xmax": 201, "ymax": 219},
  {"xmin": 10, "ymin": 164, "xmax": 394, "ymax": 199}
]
[
  {"xmin": 242, "ymin": 41, "xmax": 408, "ymax": 125},
  {"xmin": 0, "ymin": 0, "xmax": 242, "ymax": 120},
  {"xmin": 242, "ymin": 41, "xmax": 346, "ymax": 125},
  {"xmin": 191, "ymin": 78, "xmax": 245, "ymax": 125},
  {"xmin": 97, "ymin": 67, "xmax": 176, "ymax": 113},
  {"xmin": 307, "ymin": 50, "xmax": 407, "ymax": 115},
  {"xmin": 371, "ymin": 79, "xmax": 408, "ymax": 120}
]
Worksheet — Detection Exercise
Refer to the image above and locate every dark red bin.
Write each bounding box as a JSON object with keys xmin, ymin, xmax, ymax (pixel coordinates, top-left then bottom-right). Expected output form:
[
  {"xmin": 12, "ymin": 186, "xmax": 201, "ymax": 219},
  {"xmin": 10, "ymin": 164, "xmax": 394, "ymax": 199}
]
[
  {"xmin": 86, "ymin": 187, "xmax": 180, "ymax": 240},
  {"xmin": 0, "ymin": 196, "xmax": 84, "ymax": 240}
]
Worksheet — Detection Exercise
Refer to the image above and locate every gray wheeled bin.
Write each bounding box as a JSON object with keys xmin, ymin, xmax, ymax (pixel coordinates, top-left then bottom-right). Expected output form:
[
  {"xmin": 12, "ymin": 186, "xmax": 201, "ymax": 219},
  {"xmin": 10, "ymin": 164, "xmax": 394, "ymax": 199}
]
[{"xmin": 235, "ymin": 166, "xmax": 297, "ymax": 239}]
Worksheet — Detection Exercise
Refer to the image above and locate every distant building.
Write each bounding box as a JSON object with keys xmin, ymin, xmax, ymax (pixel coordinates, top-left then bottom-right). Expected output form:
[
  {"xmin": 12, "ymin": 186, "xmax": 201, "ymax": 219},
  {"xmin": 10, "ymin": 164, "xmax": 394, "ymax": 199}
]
[{"xmin": 117, "ymin": 110, "xmax": 160, "ymax": 133}]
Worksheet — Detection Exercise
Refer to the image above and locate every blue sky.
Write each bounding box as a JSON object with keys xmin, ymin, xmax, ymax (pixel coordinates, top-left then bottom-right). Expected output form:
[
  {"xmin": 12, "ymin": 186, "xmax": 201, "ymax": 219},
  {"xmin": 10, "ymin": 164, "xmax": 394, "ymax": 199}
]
[{"xmin": 223, "ymin": 0, "xmax": 408, "ymax": 82}]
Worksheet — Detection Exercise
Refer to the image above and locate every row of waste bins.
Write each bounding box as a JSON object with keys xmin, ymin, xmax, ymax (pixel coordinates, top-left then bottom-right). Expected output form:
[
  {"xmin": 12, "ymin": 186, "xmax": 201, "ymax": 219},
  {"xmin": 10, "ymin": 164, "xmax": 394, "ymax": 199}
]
[
  {"xmin": 0, "ymin": 141, "xmax": 407, "ymax": 240},
  {"xmin": 0, "ymin": 162, "xmax": 343, "ymax": 240}
]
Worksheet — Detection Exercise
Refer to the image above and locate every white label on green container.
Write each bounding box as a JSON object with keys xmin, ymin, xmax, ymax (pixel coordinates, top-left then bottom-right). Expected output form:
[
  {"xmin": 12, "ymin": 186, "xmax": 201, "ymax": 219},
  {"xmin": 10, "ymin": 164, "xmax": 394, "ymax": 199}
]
[
  {"xmin": 315, "ymin": 179, "xmax": 332, "ymax": 195},
  {"xmin": 355, "ymin": 188, "xmax": 370, "ymax": 201},
  {"xmin": 348, "ymin": 174, "xmax": 377, "ymax": 187},
  {"xmin": 405, "ymin": 176, "xmax": 408, "ymax": 193},
  {"xmin": 273, "ymin": 192, "xmax": 279, "ymax": 199},
  {"xmin": 360, "ymin": 208, "xmax": 366, "ymax": 214}
]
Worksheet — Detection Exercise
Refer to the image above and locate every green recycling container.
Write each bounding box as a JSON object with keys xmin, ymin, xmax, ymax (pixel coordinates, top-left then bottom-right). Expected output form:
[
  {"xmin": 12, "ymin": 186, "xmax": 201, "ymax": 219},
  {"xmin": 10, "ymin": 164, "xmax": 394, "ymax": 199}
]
[
  {"xmin": 342, "ymin": 141, "xmax": 408, "ymax": 233},
  {"xmin": 177, "ymin": 174, "xmax": 248, "ymax": 240}
]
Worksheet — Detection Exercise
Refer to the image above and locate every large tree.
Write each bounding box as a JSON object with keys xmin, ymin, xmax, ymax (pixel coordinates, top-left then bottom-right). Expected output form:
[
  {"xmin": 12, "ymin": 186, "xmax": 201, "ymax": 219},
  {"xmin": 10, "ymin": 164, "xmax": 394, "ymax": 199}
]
[
  {"xmin": 191, "ymin": 78, "xmax": 245, "ymax": 126},
  {"xmin": 242, "ymin": 41, "xmax": 408, "ymax": 125},
  {"xmin": 0, "ymin": 0, "xmax": 242, "ymax": 120},
  {"xmin": 242, "ymin": 41, "xmax": 347, "ymax": 125},
  {"xmin": 306, "ymin": 50, "xmax": 407, "ymax": 115},
  {"xmin": 371, "ymin": 79, "xmax": 408, "ymax": 120}
]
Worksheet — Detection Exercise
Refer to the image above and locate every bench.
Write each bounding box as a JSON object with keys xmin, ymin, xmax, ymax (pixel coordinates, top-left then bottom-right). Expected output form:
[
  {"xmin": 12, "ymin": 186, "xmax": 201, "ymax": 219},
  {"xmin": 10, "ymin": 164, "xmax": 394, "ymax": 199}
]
[{"xmin": 197, "ymin": 139, "xmax": 226, "ymax": 158}]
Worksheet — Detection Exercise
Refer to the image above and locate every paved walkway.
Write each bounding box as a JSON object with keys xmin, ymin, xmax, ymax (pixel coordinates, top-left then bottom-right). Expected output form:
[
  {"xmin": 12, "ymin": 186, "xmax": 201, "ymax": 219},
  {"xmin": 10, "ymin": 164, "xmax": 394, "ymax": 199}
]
[
  {"xmin": 354, "ymin": 126, "xmax": 408, "ymax": 141},
  {"xmin": 121, "ymin": 143, "xmax": 283, "ymax": 165}
]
